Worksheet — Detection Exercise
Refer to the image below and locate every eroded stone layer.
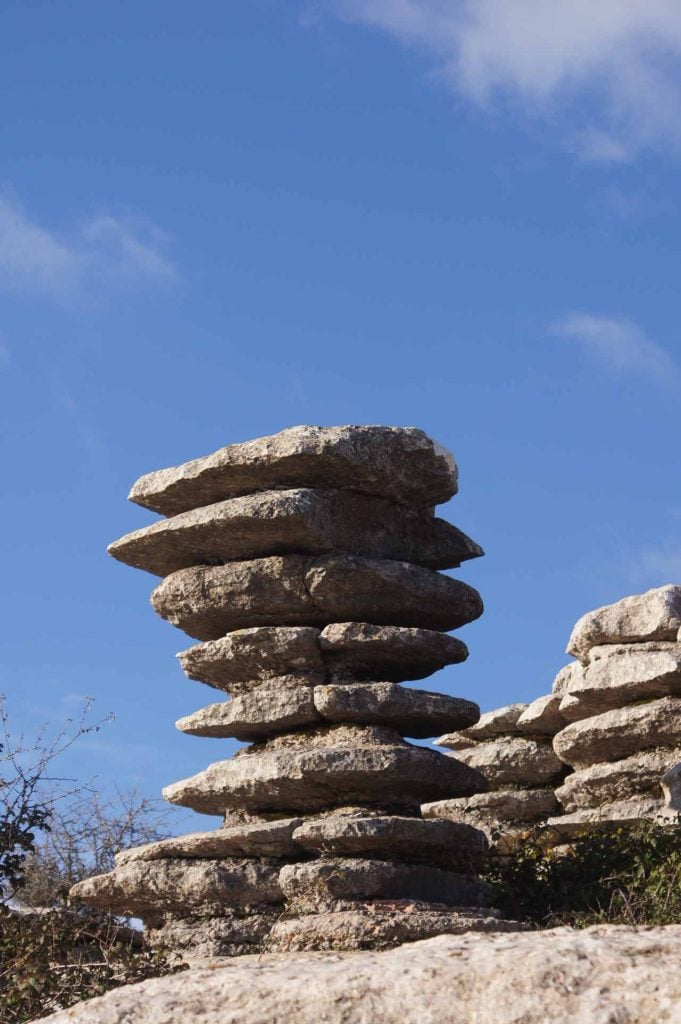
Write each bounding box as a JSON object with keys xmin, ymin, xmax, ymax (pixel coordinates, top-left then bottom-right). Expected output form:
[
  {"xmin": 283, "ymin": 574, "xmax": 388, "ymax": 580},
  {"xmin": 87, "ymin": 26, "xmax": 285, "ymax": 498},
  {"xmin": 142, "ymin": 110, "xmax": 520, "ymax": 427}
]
[
  {"xmin": 152, "ymin": 555, "xmax": 484, "ymax": 640},
  {"xmin": 553, "ymin": 696, "xmax": 681, "ymax": 765},
  {"xmin": 110, "ymin": 488, "xmax": 482, "ymax": 576},
  {"xmin": 128, "ymin": 425, "xmax": 458, "ymax": 515},
  {"xmin": 567, "ymin": 585, "xmax": 681, "ymax": 663},
  {"xmin": 555, "ymin": 746, "xmax": 681, "ymax": 812}
]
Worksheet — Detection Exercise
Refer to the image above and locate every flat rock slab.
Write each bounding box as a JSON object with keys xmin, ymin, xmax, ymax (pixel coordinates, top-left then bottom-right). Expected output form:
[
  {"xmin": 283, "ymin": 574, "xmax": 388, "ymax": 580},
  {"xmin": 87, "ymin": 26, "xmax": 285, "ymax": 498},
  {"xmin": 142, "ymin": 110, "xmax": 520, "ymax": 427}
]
[
  {"xmin": 269, "ymin": 905, "xmax": 515, "ymax": 953},
  {"xmin": 552, "ymin": 662, "xmax": 582, "ymax": 696},
  {"xmin": 148, "ymin": 912, "xmax": 280, "ymax": 959},
  {"xmin": 546, "ymin": 798, "xmax": 664, "ymax": 835},
  {"xmin": 278, "ymin": 858, "xmax": 491, "ymax": 908},
  {"xmin": 318, "ymin": 622, "xmax": 469, "ymax": 682},
  {"xmin": 178, "ymin": 626, "xmax": 324, "ymax": 693},
  {"xmin": 567, "ymin": 585, "xmax": 681, "ymax": 663},
  {"xmin": 553, "ymin": 696, "xmax": 681, "ymax": 765},
  {"xmin": 110, "ymin": 488, "xmax": 482, "ymax": 576},
  {"xmin": 127, "ymin": 425, "xmax": 458, "ymax": 515},
  {"xmin": 178, "ymin": 683, "xmax": 479, "ymax": 741},
  {"xmin": 163, "ymin": 740, "xmax": 487, "ymax": 816},
  {"xmin": 291, "ymin": 815, "xmax": 486, "ymax": 867},
  {"xmin": 152, "ymin": 555, "xmax": 483, "ymax": 641},
  {"xmin": 41, "ymin": 925, "xmax": 681, "ymax": 1024},
  {"xmin": 70, "ymin": 858, "xmax": 283, "ymax": 918},
  {"xmin": 557, "ymin": 643, "xmax": 681, "ymax": 721},
  {"xmin": 449, "ymin": 736, "xmax": 564, "ymax": 787},
  {"xmin": 442, "ymin": 702, "xmax": 529, "ymax": 744},
  {"xmin": 423, "ymin": 788, "xmax": 559, "ymax": 825},
  {"xmin": 115, "ymin": 819, "xmax": 304, "ymax": 864},
  {"xmin": 516, "ymin": 694, "xmax": 565, "ymax": 736},
  {"xmin": 178, "ymin": 623, "xmax": 468, "ymax": 694},
  {"xmin": 555, "ymin": 746, "xmax": 681, "ymax": 812}
]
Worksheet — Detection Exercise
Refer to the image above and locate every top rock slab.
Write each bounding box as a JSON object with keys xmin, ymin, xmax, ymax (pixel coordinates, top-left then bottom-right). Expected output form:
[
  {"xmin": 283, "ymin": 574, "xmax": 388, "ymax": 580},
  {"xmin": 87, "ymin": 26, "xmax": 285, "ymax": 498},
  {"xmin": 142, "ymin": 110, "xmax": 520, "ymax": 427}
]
[
  {"xmin": 567, "ymin": 585, "xmax": 681, "ymax": 663},
  {"xmin": 128, "ymin": 425, "xmax": 458, "ymax": 515}
]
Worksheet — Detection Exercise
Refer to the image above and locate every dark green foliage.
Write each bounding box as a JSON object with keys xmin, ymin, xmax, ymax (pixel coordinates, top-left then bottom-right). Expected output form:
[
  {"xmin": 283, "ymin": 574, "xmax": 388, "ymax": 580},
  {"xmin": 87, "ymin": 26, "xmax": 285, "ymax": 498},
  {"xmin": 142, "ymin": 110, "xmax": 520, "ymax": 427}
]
[{"xmin": 484, "ymin": 820, "xmax": 681, "ymax": 927}]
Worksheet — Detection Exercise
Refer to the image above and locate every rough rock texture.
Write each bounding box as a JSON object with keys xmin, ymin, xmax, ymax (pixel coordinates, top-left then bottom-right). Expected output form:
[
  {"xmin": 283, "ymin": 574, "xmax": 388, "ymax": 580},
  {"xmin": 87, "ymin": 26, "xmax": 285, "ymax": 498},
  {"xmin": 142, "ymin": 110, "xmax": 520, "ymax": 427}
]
[
  {"xmin": 127, "ymin": 424, "xmax": 459, "ymax": 515},
  {"xmin": 547, "ymin": 798, "xmax": 663, "ymax": 835},
  {"xmin": 110, "ymin": 487, "xmax": 482, "ymax": 576},
  {"xmin": 151, "ymin": 555, "xmax": 484, "ymax": 640},
  {"xmin": 662, "ymin": 763, "xmax": 681, "ymax": 813},
  {"xmin": 178, "ymin": 622, "xmax": 469, "ymax": 694},
  {"xmin": 278, "ymin": 858, "xmax": 491, "ymax": 907},
  {"xmin": 452, "ymin": 735, "xmax": 563, "ymax": 788},
  {"xmin": 290, "ymin": 815, "xmax": 486, "ymax": 866},
  {"xmin": 567, "ymin": 584, "xmax": 681, "ymax": 663},
  {"xmin": 553, "ymin": 696, "xmax": 681, "ymax": 765},
  {"xmin": 147, "ymin": 912, "xmax": 280, "ymax": 958},
  {"xmin": 447, "ymin": 702, "xmax": 529, "ymax": 743},
  {"xmin": 516, "ymin": 694, "xmax": 565, "ymax": 736},
  {"xmin": 163, "ymin": 733, "xmax": 487, "ymax": 815},
  {"xmin": 556, "ymin": 642, "xmax": 681, "ymax": 721},
  {"xmin": 555, "ymin": 747, "xmax": 681, "ymax": 812},
  {"xmin": 551, "ymin": 661, "xmax": 583, "ymax": 696},
  {"xmin": 423, "ymin": 788, "xmax": 559, "ymax": 827},
  {"xmin": 176, "ymin": 689, "xmax": 319, "ymax": 741},
  {"xmin": 114, "ymin": 819, "xmax": 304, "ymax": 864},
  {"xmin": 40, "ymin": 926, "xmax": 681, "ymax": 1024}
]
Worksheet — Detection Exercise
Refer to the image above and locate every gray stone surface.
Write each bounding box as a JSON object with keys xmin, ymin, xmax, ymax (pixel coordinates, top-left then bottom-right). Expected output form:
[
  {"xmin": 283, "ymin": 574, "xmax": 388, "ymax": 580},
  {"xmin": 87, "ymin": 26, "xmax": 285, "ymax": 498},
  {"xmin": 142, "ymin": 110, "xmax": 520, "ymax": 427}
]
[
  {"xmin": 110, "ymin": 487, "xmax": 482, "ymax": 577},
  {"xmin": 115, "ymin": 819, "xmax": 304, "ymax": 864},
  {"xmin": 567, "ymin": 585, "xmax": 681, "ymax": 663},
  {"xmin": 178, "ymin": 626, "xmax": 324, "ymax": 694},
  {"xmin": 556, "ymin": 643, "xmax": 681, "ymax": 720},
  {"xmin": 152, "ymin": 555, "xmax": 483, "ymax": 641},
  {"xmin": 451, "ymin": 735, "xmax": 564, "ymax": 787},
  {"xmin": 423, "ymin": 788, "xmax": 559, "ymax": 826},
  {"xmin": 547, "ymin": 798, "xmax": 664, "ymax": 835},
  {"xmin": 176, "ymin": 690, "xmax": 319, "ymax": 740},
  {"xmin": 41, "ymin": 925, "xmax": 681, "ymax": 1024},
  {"xmin": 516, "ymin": 694, "xmax": 565, "ymax": 736},
  {"xmin": 456, "ymin": 703, "xmax": 529, "ymax": 741},
  {"xmin": 313, "ymin": 682, "xmax": 479, "ymax": 738},
  {"xmin": 552, "ymin": 662, "xmax": 583, "ymax": 696},
  {"xmin": 69, "ymin": 858, "xmax": 283, "ymax": 918},
  {"xmin": 148, "ymin": 912, "xmax": 280, "ymax": 958},
  {"xmin": 163, "ymin": 728, "xmax": 487, "ymax": 815},
  {"xmin": 555, "ymin": 747, "xmax": 681, "ymax": 812},
  {"xmin": 128, "ymin": 424, "xmax": 459, "ymax": 515},
  {"xmin": 318, "ymin": 622, "xmax": 469, "ymax": 681},
  {"xmin": 278, "ymin": 858, "xmax": 491, "ymax": 908},
  {"xmin": 662, "ymin": 763, "xmax": 681, "ymax": 814},
  {"xmin": 553, "ymin": 697, "xmax": 681, "ymax": 765},
  {"xmin": 291, "ymin": 815, "xmax": 486, "ymax": 866}
]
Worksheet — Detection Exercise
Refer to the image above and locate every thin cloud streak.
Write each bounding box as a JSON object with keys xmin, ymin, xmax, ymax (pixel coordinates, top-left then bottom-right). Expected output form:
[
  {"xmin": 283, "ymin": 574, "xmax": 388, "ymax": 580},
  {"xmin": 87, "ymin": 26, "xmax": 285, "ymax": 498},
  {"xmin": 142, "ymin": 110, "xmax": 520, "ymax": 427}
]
[
  {"xmin": 325, "ymin": 0, "xmax": 681, "ymax": 161},
  {"xmin": 0, "ymin": 193, "xmax": 176, "ymax": 304},
  {"xmin": 552, "ymin": 313, "xmax": 680, "ymax": 387}
]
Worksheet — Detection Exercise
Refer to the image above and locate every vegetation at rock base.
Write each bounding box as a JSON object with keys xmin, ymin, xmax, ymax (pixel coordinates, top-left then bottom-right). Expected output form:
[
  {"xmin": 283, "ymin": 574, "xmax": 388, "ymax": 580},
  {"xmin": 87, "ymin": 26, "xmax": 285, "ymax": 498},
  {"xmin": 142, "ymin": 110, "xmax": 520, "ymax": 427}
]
[
  {"xmin": 484, "ymin": 820, "xmax": 681, "ymax": 928},
  {"xmin": 0, "ymin": 697, "xmax": 184, "ymax": 1024}
]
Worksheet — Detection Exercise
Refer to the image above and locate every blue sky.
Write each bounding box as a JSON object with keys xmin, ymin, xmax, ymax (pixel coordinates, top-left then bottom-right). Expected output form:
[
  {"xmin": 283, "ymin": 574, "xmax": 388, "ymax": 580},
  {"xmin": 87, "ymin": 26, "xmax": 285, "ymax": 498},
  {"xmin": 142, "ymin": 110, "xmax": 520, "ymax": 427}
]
[{"xmin": 1, "ymin": 1, "xmax": 680, "ymax": 829}]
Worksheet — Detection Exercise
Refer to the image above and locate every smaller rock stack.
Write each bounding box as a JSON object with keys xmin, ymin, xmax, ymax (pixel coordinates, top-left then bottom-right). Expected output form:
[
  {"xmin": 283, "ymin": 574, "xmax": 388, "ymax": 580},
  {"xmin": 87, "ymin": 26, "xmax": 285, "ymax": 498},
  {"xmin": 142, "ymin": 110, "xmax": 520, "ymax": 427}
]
[
  {"xmin": 71, "ymin": 425, "xmax": 518, "ymax": 956},
  {"xmin": 423, "ymin": 697, "xmax": 567, "ymax": 843},
  {"xmin": 548, "ymin": 585, "xmax": 681, "ymax": 835}
]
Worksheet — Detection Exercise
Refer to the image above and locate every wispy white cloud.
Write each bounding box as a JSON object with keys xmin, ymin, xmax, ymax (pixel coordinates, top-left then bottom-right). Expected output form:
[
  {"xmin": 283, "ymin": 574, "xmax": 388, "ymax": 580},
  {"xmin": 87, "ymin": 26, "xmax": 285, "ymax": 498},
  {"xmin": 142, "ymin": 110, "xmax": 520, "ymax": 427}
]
[
  {"xmin": 324, "ymin": 0, "xmax": 681, "ymax": 161},
  {"xmin": 0, "ymin": 192, "xmax": 176, "ymax": 303},
  {"xmin": 631, "ymin": 542, "xmax": 681, "ymax": 587},
  {"xmin": 552, "ymin": 313, "xmax": 680, "ymax": 387}
]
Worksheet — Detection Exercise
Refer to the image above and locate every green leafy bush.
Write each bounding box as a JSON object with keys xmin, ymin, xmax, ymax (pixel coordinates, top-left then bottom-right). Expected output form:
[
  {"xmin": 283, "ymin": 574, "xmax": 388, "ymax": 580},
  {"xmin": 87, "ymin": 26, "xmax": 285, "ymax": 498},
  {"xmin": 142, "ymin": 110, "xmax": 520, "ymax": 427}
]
[{"xmin": 483, "ymin": 819, "xmax": 681, "ymax": 927}]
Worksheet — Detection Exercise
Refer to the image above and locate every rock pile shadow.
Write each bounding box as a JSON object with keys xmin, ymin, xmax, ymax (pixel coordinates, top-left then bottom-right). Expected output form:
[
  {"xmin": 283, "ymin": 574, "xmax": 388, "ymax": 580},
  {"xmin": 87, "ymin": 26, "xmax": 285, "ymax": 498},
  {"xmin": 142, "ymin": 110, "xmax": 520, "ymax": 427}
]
[{"xmin": 70, "ymin": 424, "xmax": 519, "ymax": 956}]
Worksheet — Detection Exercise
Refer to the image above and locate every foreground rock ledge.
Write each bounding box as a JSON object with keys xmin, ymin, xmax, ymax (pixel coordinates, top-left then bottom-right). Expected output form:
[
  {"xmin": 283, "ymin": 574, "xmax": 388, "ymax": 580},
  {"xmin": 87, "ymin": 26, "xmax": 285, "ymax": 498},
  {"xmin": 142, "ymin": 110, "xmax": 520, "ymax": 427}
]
[{"xmin": 39, "ymin": 925, "xmax": 681, "ymax": 1024}]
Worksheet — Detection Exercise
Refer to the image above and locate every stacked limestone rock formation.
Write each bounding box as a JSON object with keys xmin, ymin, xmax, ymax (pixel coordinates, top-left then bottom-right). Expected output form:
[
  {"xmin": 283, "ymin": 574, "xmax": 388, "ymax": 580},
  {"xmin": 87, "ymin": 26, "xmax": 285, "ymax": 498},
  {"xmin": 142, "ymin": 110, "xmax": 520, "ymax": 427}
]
[
  {"xmin": 71, "ymin": 425, "xmax": 517, "ymax": 956},
  {"xmin": 423, "ymin": 697, "xmax": 567, "ymax": 842},
  {"xmin": 547, "ymin": 585, "xmax": 681, "ymax": 835}
]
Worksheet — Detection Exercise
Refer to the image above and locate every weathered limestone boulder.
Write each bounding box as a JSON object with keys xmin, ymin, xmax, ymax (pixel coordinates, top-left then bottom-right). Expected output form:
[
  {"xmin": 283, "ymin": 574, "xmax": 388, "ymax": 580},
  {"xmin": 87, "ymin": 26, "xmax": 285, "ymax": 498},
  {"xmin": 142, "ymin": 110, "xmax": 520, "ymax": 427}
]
[
  {"xmin": 178, "ymin": 622, "xmax": 468, "ymax": 694},
  {"xmin": 442, "ymin": 703, "xmax": 529, "ymax": 743},
  {"xmin": 516, "ymin": 694, "xmax": 565, "ymax": 736},
  {"xmin": 553, "ymin": 697, "xmax": 681, "ymax": 766},
  {"xmin": 547, "ymin": 798, "xmax": 663, "ymax": 836},
  {"xmin": 151, "ymin": 555, "xmax": 483, "ymax": 640},
  {"xmin": 163, "ymin": 726, "xmax": 487, "ymax": 815},
  {"xmin": 555, "ymin": 746, "xmax": 681, "ymax": 812},
  {"xmin": 110, "ymin": 488, "xmax": 482, "ymax": 576},
  {"xmin": 40, "ymin": 926, "xmax": 681, "ymax": 1024},
  {"xmin": 423, "ymin": 789, "xmax": 559, "ymax": 828},
  {"xmin": 567, "ymin": 584, "xmax": 681, "ymax": 663},
  {"xmin": 128, "ymin": 425, "xmax": 459, "ymax": 515},
  {"xmin": 448, "ymin": 736, "xmax": 563, "ymax": 788},
  {"xmin": 76, "ymin": 424, "xmax": 504, "ymax": 956}
]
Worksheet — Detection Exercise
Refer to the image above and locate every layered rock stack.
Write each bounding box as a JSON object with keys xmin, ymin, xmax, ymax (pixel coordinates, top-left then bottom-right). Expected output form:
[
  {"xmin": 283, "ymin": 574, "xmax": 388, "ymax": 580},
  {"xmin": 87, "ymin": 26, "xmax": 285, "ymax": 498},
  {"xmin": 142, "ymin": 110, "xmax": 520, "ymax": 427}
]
[
  {"xmin": 71, "ymin": 425, "xmax": 515, "ymax": 956},
  {"xmin": 423, "ymin": 697, "xmax": 567, "ymax": 843},
  {"xmin": 547, "ymin": 585, "xmax": 681, "ymax": 835}
]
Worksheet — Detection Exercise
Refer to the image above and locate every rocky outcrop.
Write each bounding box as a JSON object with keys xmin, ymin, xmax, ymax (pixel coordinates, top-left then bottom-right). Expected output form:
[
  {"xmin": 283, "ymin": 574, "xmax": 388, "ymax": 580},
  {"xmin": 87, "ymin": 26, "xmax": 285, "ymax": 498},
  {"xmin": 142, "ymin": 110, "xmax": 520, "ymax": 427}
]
[
  {"xmin": 39, "ymin": 925, "xmax": 681, "ymax": 1024},
  {"xmin": 71, "ymin": 425, "xmax": 512, "ymax": 955},
  {"xmin": 425, "ymin": 696, "xmax": 566, "ymax": 840},
  {"xmin": 548, "ymin": 586, "xmax": 681, "ymax": 835}
]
